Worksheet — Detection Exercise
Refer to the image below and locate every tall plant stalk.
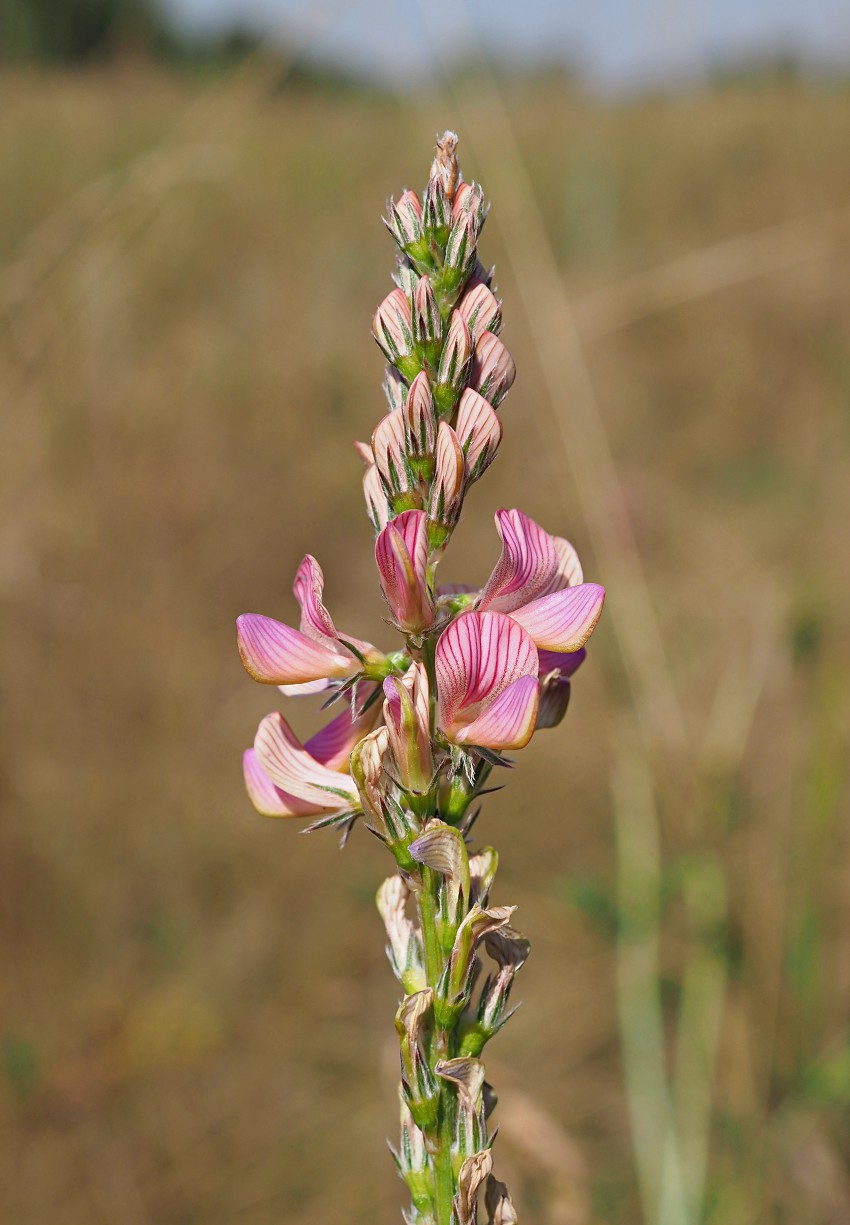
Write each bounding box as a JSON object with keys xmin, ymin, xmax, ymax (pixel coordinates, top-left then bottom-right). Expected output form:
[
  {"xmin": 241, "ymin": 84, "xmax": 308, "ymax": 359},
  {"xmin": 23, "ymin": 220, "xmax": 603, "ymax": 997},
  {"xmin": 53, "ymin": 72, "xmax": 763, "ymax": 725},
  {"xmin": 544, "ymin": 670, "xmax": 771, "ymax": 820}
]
[{"xmin": 235, "ymin": 132, "xmax": 605, "ymax": 1223}]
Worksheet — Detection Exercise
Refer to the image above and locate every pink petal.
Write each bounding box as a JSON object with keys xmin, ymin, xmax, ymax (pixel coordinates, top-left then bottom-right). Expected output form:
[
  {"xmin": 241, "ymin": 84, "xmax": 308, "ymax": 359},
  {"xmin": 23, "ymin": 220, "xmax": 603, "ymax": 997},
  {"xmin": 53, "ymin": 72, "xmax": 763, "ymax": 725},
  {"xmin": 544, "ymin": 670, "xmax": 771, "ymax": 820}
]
[
  {"xmin": 254, "ymin": 712, "xmax": 359, "ymax": 807},
  {"xmin": 292, "ymin": 555, "xmax": 339, "ymax": 644},
  {"xmin": 435, "ymin": 610, "xmax": 538, "ymax": 733},
  {"xmin": 243, "ymin": 749, "xmax": 324, "ymax": 818},
  {"xmin": 455, "ymin": 389, "xmax": 503, "ymax": 482},
  {"xmin": 479, "ymin": 509, "xmax": 582, "ymax": 614},
  {"xmin": 278, "ymin": 679, "xmax": 335, "ymax": 697},
  {"xmin": 509, "ymin": 584, "xmax": 605, "ymax": 652},
  {"xmin": 454, "ymin": 674, "xmax": 539, "ymax": 750},
  {"xmin": 305, "ymin": 691, "xmax": 380, "ymax": 771},
  {"xmin": 237, "ymin": 614, "xmax": 354, "ymax": 684},
  {"xmin": 375, "ymin": 509, "xmax": 435, "ymax": 633}
]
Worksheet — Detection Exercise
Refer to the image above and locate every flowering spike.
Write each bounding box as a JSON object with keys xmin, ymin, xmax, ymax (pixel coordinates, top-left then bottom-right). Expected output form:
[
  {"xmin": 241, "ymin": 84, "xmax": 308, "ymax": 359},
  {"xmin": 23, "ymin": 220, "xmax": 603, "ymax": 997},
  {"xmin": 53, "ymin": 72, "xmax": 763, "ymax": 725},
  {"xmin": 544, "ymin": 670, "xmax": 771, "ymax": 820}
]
[
  {"xmin": 470, "ymin": 332, "xmax": 516, "ymax": 408},
  {"xmin": 236, "ymin": 130, "xmax": 605, "ymax": 1222}
]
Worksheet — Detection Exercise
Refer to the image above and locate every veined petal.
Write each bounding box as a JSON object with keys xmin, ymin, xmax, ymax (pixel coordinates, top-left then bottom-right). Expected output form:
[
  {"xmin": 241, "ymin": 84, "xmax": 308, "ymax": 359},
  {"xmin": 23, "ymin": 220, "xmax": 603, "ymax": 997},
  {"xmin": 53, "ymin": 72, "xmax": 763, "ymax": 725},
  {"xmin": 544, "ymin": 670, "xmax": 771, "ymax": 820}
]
[
  {"xmin": 293, "ymin": 554, "xmax": 381, "ymax": 663},
  {"xmin": 479, "ymin": 509, "xmax": 581, "ymax": 613},
  {"xmin": 509, "ymin": 583, "xmax": 605, "ymax": 652},
  {"xmin": 254, "ymin": 712, "xmax": 360, "ymax": 808},
  {"xmin": 278, "ymin": 679, "xmax": 335, "ymax": 697},
  {"xmin": 454, "ymin": 674, "xmax": 539, "ymax": 750},
  {"xmin": 237, "ymin": 614, "xmax": 353, "ymax": 684},
  {"xmin": 455, "ymin": 389, "xmax": 502, "ymax": 483},
  {"xmin": 293, "ymin": 554, "xmax": 338, "ymax": 643},
  {"xmin": 435, "ymin": 610, "xmax": 538, "ymax": 736},
  {"xmin": 305, "ymin": 691, "xmax": 381, "ymax": 771},
  {"xmin": 242, "ymin": 749, "xmax": 324, "ymax": 818},
  {"xmin": 375, "ymin": 509, "xmax": 435, "ymax": 634}
]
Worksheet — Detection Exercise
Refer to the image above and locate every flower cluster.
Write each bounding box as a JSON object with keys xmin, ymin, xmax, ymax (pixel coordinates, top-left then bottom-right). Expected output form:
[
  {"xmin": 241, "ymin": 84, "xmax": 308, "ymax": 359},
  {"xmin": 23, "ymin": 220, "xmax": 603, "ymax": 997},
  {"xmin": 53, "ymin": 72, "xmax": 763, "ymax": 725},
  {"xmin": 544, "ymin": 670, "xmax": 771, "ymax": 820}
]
[{"xmin": 236, "ymin": 131, "xmax": 604, "ymax": 1225}]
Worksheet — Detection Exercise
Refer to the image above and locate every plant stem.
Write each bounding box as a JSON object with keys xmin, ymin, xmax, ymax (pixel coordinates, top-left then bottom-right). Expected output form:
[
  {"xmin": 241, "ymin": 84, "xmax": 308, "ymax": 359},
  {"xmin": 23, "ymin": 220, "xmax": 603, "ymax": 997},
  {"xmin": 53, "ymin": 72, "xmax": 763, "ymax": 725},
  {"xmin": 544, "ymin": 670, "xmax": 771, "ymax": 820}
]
[{"xmin": 419, "ymin": 865, "xmax": 456, "ymax": 1225}]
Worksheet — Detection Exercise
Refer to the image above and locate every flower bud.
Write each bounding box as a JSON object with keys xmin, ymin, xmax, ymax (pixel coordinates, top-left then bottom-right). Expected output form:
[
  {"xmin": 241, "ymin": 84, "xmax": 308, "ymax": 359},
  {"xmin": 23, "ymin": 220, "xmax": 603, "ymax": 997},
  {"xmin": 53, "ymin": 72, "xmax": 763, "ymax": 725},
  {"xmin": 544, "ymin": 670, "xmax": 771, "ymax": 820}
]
[
  {"xmin": 383, "ymin": 364, "xmax": 407, "ymax": 413},
  {"xmin": 434, "ymin": 312, "xmax": 472, "ymax": 417},
  {"xmin": 452, "ymin": 180, "xmax": 488, "ymax": 230},
  {"xmin": 403, "ymin": 370, "xmax": 437, "ymax": 480},
  {"xmin": 393, "ymin": 260, "xmax": 420, "ymax": 300},
  {"xmin": 375, "ymin": 511, "xmax": 436, "ymax": 637},
  {"xmin": 423, "ymin": 176, "xmax": 451, "ymax": 250},
  {"xmin": 470, "ymin": 331, "xmax": 516, "ymax": 408},
  {"xmin": 412, "ymin": 275, "xmax": 442, "ymax": 370},
  {"xmin": 427, "ymin": 421, "xmax": 466, "ymax": 542},
  {"xmin": 457, "ymin": 280, "xmax": 501, "ymax": 343},
  {"xmin": 384, "ymin": 189, "xmax": 432, "ymax": 267},
  {"xmin": 455, "ymin": 388, "xmax": 503, "ymax": 483},
  {"xmin": 384, "ymin": 663, "xmax": 433, "ymax": 797},
  {"xmin": 440, "ymin": 211, "xmax": 478, "ymax": 300},
  {"xmin": 363, "ymin": 462, "xmax": 390, "ymax": 533},
  {"xmin": 372, "ymin": 408, "xmax": 416, "ymax": 505},
  {"xmin": 372, "ymin": 288, "xmax": 422, "ymax": 382}
]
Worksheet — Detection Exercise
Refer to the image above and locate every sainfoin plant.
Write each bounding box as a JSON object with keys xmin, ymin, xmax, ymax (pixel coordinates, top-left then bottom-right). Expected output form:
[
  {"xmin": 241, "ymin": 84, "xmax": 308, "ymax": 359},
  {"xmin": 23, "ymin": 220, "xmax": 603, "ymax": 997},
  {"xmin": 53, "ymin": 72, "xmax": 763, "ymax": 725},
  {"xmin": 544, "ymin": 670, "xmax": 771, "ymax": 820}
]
[{"xmin": 237, "ymin": 132, "xmax": 605, "ymax": 1224}]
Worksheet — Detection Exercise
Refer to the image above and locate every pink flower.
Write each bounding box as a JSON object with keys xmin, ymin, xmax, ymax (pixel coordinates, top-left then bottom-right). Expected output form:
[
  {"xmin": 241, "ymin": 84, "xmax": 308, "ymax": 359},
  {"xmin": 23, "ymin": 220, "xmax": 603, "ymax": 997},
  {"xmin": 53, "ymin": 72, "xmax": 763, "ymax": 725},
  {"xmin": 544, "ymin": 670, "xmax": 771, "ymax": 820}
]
[
  {"xmin": 375, "ymin": 509, "xmax": 436, "ymax": 635},
  {"xmin": 244, "ymin": 699, "xmax": 375, "ymax": 818},
  {"xmin": 237, "ymin": 555, "xmax": 383, "ymax": 688},
  {"xmin": 435, "ymin": 610, "xmax": 539, "ymax": 750},
  {"xmin": 478, "ymin": 509, "xmax": 604, "ymax": 653}
]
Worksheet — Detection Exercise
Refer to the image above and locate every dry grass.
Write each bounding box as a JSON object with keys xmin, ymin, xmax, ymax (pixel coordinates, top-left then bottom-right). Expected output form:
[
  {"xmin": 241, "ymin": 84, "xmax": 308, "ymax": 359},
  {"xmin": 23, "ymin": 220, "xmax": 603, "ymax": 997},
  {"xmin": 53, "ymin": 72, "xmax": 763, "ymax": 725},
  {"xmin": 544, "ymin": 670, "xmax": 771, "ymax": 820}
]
[{"xmin": 1, "ymin": 62, "xmax": 850, "ymax": 1224}]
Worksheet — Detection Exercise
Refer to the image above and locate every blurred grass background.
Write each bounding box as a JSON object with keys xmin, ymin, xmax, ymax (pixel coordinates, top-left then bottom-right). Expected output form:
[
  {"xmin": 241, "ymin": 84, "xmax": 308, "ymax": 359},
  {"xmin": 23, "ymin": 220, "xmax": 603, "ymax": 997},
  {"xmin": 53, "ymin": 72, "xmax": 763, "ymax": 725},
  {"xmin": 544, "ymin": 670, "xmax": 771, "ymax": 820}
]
[{"xmin": 1, "ymin": 14, "xmax": 850, "ymax": 1223}]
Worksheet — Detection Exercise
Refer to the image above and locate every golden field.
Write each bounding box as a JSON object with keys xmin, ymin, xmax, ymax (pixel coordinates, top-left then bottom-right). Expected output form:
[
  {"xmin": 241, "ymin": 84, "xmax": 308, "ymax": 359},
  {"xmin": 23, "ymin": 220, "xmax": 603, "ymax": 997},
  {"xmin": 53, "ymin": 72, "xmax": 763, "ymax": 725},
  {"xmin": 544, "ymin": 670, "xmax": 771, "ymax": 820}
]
[{"xmin": 1, "ymin": 61, "xmax": 850, "ymax": 1223}]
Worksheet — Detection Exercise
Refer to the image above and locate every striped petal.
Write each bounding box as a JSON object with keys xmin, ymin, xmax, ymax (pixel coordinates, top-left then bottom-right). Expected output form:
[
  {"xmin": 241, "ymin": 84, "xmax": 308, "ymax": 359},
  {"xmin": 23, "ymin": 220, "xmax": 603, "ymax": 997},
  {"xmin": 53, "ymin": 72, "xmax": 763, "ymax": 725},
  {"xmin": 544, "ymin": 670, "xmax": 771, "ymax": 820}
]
[
  {"xmin": 304, "ymin": 690, "xmax": 381, "ymax": 771},
  {"xmin": 455, "ymin": 389, "xmax": 503, "ymax": 483},
  {"xmin": 254, "ymin": 712, "xmax": 360, "ymax": 808},
  {"xmin": 454, "ymin": 674, "xmax": 539, "ymax": 750},
  {"xmin": 509, "ymin": 583, "xmax": 605, "ymax": 652},
  {"xmin": 243, "ymin": 749, "xmax": 324, "ymax": 818},
  {"xmin": 293, "ymin": 554, "xmax": 379, "ymax": 662},
  {"xmin": 479, "ymin": 509, "xmax": 582, "ymax": 614},
  {"xmin": 436, "ymin": 610, "xmax": 538, "ymax": 744},
  {"xmin": 375, "ymin": 509, "xmax": 435, "ymax": 634},
  {"xmin": 237, "ymin": 613, "xmax": 354, "ymax": 684}
]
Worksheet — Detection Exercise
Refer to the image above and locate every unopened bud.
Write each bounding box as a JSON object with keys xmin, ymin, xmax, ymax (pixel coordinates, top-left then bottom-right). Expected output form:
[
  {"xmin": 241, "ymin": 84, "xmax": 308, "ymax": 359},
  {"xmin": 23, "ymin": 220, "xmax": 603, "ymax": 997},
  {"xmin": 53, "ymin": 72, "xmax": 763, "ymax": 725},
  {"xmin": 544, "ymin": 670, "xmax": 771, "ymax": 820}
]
[
  {"xmin": 403, "ymin": 371, "xmax": 437, "ymax": 480},
  {"xmin": 434, "ymin": 312, "xmax": 472, "ymax": 417},
  {"xmin": 470, "ymin": 331, "xmax": 516, "ymax": 408},
  {"xmin": 423, "ymin": 176, "xmax": 451, "ymax": 250},
  {"xmin": 363, "ymin": 462, "xmax": 391, "ymax": 533},
  {"xmin": 373, "ymin": 408, "xmax": 416, "ymax": 503},
  {"xmin": 373, "ymin": 288, "xmax": 422, "ymax": 382},
  {"xmin": 383, "ymin": 364, "xmax": 408, "ymax": 412},
  {"xmin": 455, "ymin": 389, "xmax": 503, "ymax": 483},
  {"xmin": 385, "ymin": 189, "xmax": 432, "ymax": 267},
  {"xmin": 452, "ymin": 180, "xmax": 488, "ymax": 230},
  {"xmin": 412, "ymin": 275, "xmax": 443, "ymax": 370},
  {"xmin": 427, "ymin": 421, "xmax": 466, "ymax": 541},
  {"xmin": 441, "ymin": 211, "xmax": 478, "ymax": 300},
  {"xmin": 457, "ymin": 280, "xmax": 501, "ymax": 343}
]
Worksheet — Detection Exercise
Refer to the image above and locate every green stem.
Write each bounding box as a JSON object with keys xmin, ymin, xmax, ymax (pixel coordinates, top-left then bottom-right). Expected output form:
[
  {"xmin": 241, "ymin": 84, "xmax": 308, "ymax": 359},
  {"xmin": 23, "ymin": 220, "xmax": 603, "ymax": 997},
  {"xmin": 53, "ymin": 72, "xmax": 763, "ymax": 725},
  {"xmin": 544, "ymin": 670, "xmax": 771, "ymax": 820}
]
[{"xmin": 419, "ymin": 865, "xmax": 456, "ymax": 1225}]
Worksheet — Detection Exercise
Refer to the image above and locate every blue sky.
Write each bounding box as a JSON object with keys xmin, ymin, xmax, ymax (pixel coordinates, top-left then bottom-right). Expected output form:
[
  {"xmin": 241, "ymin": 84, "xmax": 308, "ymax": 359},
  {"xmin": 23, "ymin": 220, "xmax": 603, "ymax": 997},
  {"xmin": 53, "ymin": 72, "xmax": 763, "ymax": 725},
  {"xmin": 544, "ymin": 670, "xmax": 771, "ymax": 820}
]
[{"xmin": 163, "ymin": 0, "xmax": 850, "ymax": 89}]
